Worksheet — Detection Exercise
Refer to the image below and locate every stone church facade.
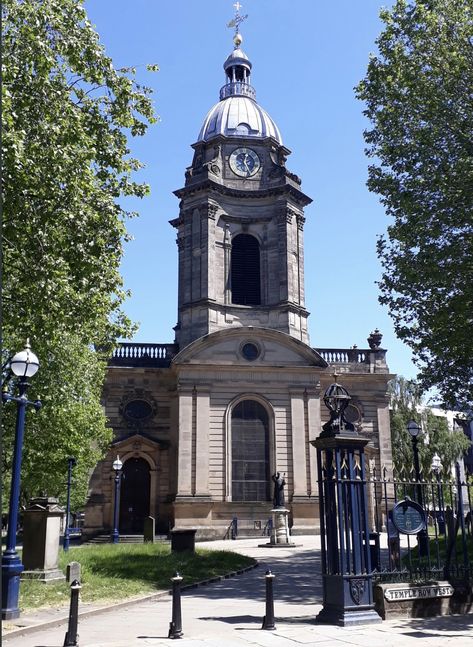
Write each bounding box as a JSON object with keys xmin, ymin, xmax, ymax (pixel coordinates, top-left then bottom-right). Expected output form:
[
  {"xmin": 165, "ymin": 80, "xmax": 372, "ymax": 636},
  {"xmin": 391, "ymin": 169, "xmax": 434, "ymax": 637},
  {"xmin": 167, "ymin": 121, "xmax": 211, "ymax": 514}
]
[{"xmin": 84, "ymin": 29, "xmax": 394, "ymax": 540}]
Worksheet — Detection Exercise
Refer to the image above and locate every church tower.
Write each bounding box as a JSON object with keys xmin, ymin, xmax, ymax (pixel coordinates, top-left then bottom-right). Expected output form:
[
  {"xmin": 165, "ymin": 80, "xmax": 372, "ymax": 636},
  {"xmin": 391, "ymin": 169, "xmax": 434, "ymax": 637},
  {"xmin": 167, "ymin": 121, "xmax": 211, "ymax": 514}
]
[
  {"xmin": 84, "ymin": 8, "xmax": 393, "ymax": 542},
  {"xmin": 171, "ymin": 23, "xmax": 312, "ymax": 350}
]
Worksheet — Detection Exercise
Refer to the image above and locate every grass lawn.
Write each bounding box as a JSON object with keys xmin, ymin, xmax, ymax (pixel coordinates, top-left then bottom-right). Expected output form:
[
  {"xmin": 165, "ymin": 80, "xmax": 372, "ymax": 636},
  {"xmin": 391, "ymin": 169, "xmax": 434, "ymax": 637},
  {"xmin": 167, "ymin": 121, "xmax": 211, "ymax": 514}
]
[
  {"xmin": 19, "ymin": 543, "xmax": 255, "ymax": 612},
  {"xmin": 408, "ymin": 532, "xmax": 473, "ymax": 561}
]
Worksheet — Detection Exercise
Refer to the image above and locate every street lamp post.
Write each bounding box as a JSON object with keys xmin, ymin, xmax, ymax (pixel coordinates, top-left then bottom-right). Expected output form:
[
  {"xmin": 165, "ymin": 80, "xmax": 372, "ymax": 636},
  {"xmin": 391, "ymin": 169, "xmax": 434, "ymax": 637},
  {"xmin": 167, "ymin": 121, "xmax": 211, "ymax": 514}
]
[
  {"xmin": 2, "ymin": 341, "xmax": 41, "ymax": 620},
  {"xmin": 111, "ymin": 456, "xmax": 123, "ymax": 544},
  {"xmin": 407, "ymin": 420, "xmax": 429, "ymax": 556},
  {"xmin": 63, "ymin": 457, "xmax": 77, "ymax": 552},
  {"xmin": 431, "ymin": 452, "xmax": 445, "ymax": 534}
]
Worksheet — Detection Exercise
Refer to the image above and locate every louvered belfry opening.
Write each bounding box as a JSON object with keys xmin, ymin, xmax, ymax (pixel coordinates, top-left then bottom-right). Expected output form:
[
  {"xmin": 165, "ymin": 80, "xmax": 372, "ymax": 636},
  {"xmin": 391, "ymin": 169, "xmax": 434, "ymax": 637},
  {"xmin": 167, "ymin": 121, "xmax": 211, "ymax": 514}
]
[{"xmin": 231, "ymin": 234, "xmax": 261, "ymax": 305}]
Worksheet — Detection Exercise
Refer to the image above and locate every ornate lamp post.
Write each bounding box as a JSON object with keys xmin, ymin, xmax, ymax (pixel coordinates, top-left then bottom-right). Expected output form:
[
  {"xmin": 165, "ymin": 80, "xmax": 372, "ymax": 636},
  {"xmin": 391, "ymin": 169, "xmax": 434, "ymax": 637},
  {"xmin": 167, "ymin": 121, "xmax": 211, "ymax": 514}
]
[
  {"xmin": 111, "ymin": 456, "xmax": 123, "ymax": 544},
  {"xmin": 63, "ymin": 457, "xmax": 77, "ymax": 552},
  {"xmin": 407, "ymin": 420, "xmax": 428, "ymax": 555},
  {"xmin": 2, "ymin": 341, "xmax": 41, "ymax": 620},
  {"xmin": 312, "ymin": 377, "xmax": 381, "ymax": 625},
  {"xmin": 431, "ymin": 452, "xmax": 445, "ymax": 534}
]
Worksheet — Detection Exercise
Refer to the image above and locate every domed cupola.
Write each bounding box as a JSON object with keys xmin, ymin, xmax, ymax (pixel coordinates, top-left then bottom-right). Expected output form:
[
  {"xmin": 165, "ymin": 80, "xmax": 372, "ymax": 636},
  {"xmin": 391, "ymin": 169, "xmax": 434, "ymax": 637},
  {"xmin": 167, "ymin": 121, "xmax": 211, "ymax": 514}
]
[
  {"xmin": 198, "ymin": 30, "xmax": 282, "ymax": 144},
  {"xmin": 221, "ymin": 34, "xmax": 254, "ymax": 100}
]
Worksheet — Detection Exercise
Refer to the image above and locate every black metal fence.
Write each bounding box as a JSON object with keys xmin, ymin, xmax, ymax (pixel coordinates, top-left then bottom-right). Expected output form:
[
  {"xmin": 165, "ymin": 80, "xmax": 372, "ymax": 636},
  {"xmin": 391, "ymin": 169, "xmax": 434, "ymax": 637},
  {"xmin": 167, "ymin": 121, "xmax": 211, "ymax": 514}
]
[{"xmin": 367, "ymin": 462, "xmax": 473, "ymax": 585}]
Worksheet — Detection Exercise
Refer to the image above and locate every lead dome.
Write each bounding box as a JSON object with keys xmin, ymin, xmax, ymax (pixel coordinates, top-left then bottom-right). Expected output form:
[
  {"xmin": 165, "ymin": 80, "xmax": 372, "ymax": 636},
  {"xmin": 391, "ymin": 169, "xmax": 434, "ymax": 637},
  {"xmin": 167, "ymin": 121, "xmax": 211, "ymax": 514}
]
[{"xmin": 197, "ymin": 40, "xmax": 282, "ymax": 144}]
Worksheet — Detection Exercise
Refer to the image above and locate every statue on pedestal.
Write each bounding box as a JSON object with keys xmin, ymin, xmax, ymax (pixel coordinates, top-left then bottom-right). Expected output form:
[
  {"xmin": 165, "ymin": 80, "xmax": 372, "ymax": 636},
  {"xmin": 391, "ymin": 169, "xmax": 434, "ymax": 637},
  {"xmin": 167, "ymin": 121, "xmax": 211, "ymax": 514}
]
[{"xmin": 272, "ymin": 472, "xmax": 286, "ymax": 508}]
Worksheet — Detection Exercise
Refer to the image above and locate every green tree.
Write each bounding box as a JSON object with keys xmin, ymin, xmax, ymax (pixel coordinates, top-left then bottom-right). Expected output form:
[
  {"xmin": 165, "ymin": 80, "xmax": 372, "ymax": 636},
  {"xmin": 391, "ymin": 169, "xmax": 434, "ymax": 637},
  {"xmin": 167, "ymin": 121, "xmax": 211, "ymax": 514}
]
[
  {"xmin": 357, "ymin": 0, "xmax": 473, "ymax": 410},
  {"xmin": 2, "ymin": 0, "xmax": 158, "ymax": 508},
  {"xmin": 389, "ymin": 376, "xmax": 471, "ymax": 478}
]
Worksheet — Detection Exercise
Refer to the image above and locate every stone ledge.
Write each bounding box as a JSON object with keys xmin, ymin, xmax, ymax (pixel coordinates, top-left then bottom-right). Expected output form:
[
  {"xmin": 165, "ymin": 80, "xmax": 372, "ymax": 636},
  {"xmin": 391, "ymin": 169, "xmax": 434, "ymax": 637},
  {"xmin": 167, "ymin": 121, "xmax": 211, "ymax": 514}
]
[{"xmin": 374, "ymin": 581, "xmax": 473, "ymax": 620}]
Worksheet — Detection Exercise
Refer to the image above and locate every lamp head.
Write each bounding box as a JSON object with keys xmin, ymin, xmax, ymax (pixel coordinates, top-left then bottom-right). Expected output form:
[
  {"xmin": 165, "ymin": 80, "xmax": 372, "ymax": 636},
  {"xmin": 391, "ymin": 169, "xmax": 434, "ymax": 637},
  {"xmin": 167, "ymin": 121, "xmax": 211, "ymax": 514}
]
[
  {"xmin": 407, "ymin": 419, "xmax": 421, "ymax": 438},
  {"xmin": 112, "ymin": 455, "xmax": 123, "ymax": 472},
  {"xmin": 10, "ymin": 339, "xmax": 40, "ymax": 378}
]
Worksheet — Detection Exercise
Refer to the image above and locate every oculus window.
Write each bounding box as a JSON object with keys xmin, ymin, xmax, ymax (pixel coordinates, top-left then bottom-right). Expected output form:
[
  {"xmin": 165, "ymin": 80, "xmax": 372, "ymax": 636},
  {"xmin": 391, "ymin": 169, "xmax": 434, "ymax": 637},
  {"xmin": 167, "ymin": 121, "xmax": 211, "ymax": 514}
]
[
  {"xmin": 241, "ymin": 342, "xmax": 260, "ymax": 361},
  {"xmin": 123, "ymin": 399, "xmax": 153, "ymax": 422},
  {"xmin": 232, "ymin": 400, "xmax": 270, "ymax": 502},
  {"xmin": 231, "ymin": 234, "xmax": 261, "ymax": 305}
]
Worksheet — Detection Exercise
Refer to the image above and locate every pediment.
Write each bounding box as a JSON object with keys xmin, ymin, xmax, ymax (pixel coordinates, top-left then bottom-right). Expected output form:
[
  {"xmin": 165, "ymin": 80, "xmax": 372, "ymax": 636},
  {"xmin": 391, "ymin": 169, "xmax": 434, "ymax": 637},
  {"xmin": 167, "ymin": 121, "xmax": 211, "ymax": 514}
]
[
  {"xmin": 172, "ymin": 327, "xmax": 327, "ymax": 368},
  {"xmin": 111, "ymin": 432, "xmax": 169, "ymax": 450}
]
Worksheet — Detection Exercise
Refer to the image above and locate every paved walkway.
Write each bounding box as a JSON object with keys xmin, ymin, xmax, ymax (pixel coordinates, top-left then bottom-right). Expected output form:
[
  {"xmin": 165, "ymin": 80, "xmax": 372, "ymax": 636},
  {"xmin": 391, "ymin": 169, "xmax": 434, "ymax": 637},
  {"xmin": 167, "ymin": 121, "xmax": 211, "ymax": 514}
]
[{"xmin": 3, "ymin": 537, "xmax": 473, "ymax": 646}]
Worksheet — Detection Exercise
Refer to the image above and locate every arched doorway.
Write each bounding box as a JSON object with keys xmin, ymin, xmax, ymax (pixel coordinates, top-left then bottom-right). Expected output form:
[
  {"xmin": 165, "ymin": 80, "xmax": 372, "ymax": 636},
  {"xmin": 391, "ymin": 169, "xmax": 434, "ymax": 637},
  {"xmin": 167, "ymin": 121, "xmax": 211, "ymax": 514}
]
[{"xmin": 119, "ymin": 457, "xmax": 150, "ymax": 534}]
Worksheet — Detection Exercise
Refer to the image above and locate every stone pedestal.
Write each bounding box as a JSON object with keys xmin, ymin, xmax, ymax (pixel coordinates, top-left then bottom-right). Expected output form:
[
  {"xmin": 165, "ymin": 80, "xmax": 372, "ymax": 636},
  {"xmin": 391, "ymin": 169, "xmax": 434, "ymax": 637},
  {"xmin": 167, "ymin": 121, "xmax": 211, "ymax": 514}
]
[
  {"xmin": 271, "ymin": 508, "xmax": 291, "ymax": 544},
  {"xmin": 21, "ymin": 497, "xmax": 65, "ymax": 582},
  {"xmin": 259, "ymin": 508, "xmax": 297, "ymax": 547}
]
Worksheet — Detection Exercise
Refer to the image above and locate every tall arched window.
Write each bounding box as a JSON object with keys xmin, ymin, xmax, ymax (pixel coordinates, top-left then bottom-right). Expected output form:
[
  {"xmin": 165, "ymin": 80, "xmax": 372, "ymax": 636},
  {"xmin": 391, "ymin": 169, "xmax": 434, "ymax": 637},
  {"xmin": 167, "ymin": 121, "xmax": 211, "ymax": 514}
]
[
  {"xmin": 231, "ymin": 234, "xmax": 261, "ymax": 305},
  {"xmin": 232, "ymin": 400, "xmax": 270, "ymax": 501}
]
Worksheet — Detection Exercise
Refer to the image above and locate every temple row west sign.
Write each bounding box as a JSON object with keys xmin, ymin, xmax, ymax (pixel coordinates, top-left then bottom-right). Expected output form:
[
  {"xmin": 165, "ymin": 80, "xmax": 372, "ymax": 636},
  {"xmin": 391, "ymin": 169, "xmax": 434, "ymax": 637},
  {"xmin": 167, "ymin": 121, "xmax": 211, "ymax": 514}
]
[{"xmin": 384, "ymin": 584, "xmax": 454, "ymax": 602}]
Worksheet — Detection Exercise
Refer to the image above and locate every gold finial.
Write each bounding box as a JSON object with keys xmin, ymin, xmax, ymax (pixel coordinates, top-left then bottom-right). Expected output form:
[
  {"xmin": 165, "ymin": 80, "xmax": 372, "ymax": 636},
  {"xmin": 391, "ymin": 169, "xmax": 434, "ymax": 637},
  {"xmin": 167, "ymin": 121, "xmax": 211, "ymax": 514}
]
[
  {"xmin": 227, "ymin": 1, "xmax": 248, "ymax": 47},
  {"xmin": 332, "ymin": 373, "xmax": 339, "ymax": 383}
]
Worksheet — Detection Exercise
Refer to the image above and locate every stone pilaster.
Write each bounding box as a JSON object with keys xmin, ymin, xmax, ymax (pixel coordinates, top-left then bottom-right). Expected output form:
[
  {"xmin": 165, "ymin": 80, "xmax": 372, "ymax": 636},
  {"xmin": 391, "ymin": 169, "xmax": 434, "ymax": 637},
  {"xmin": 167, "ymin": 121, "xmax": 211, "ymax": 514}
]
[
  {"xmin": 307, "ymin": 387, "xmax": 321, "ymax": 495},
  {"xmin": 195, "ymin": 388, "xmax": 210, "ymax": 496},
  {"xmin": 176, "ymin": 388, "xmax": 193, "ymax": 497},
  {"xmin": 290, "ymin": 389, "xmax": 308, "ymax": 497}
]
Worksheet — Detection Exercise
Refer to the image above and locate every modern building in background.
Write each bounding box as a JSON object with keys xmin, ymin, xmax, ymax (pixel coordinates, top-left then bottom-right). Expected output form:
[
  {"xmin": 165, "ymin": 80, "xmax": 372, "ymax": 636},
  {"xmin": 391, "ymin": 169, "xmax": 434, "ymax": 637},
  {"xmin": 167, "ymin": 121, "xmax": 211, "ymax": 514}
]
[{"xmin": 84, "ymin": 23, "xmax": 394, "ymax": 539}]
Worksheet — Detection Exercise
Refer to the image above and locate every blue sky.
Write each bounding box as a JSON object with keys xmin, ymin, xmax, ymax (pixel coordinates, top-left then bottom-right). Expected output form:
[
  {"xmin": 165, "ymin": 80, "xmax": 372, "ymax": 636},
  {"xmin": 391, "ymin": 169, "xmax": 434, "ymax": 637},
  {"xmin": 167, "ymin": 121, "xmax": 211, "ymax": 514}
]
[{"xmin": 84, "ymin": 0, "xmax": 417, "ymax": 380}]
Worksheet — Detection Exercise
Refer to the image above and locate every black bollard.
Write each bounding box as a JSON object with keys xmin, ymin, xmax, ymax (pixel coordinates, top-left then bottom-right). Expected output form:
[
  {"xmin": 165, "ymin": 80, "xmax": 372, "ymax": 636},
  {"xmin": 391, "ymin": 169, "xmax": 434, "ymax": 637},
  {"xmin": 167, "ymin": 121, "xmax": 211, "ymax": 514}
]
[
  {"xmin": 63, "ymin": 579, "xmax": 81, "ymax": 646},
  {"xmin": 168, "ymin": 572, "xmax": 183, "ymax": 639},
  {"xmin": 261, "ymin": 570, "xmax": 276, "ymax": 630}
]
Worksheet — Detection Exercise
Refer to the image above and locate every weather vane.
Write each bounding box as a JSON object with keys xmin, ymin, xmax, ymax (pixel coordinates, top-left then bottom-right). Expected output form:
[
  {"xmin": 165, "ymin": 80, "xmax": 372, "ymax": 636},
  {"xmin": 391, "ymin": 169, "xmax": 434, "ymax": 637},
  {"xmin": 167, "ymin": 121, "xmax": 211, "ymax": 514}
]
[{"xmin": 227, "ymin": 1, "xmax": 248, "ymax": 37}]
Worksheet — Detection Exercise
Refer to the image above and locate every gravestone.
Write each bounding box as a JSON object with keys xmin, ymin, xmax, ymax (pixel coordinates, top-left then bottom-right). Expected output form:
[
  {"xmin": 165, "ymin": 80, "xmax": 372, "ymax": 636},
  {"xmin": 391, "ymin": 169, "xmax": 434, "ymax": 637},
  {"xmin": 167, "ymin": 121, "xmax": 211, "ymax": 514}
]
[
  {"xmin": 22, "ymin": 496, "xmax": 65, "ymax": 582},
  {"xmin": 143, "ymin": 516, "xmax": 155, "ymax": 543}
]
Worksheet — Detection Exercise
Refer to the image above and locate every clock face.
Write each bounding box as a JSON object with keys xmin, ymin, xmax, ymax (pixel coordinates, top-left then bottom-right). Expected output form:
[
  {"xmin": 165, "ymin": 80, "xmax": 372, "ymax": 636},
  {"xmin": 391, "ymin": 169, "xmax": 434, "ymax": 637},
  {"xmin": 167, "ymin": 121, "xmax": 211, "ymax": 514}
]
[{"xmin": 229, "ymin": 148, "xmax": 261, "ymax": 177}]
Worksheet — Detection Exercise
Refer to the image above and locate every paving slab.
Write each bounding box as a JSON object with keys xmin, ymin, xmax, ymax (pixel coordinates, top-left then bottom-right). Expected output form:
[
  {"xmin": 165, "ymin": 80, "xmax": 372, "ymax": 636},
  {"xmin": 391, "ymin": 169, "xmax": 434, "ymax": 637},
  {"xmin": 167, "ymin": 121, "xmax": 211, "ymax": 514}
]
[{"xmin": 2, "ymin": 536, "xmax": 473, "ymax": 646}]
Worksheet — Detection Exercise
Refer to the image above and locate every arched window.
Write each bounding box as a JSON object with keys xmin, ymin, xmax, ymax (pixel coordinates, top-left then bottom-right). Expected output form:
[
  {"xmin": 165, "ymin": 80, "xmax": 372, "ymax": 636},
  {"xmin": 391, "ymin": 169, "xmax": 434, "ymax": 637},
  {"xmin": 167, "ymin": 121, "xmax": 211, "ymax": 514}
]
[
  {"xmin": 232, "ymin": 400, "xmax": 270, "ymax": 501},
  {"xmin": 231, "ymin": 234, "xmax": 261, "ymax": 305}
]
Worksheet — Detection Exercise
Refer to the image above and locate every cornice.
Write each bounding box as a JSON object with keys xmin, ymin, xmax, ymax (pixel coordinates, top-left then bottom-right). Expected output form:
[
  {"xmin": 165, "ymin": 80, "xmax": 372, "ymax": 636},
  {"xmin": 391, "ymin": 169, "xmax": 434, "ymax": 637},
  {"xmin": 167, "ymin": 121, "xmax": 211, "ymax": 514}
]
[{"xmin": 173, "ymin": 178, "xmax": 312, "ymax": 207}]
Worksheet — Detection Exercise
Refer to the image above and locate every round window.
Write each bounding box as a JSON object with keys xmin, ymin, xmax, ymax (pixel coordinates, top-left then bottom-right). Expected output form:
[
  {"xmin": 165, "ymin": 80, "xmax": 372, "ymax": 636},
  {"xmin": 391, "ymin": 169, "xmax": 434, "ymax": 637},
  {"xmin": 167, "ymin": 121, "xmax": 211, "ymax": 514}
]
[
  {"xmin": 123, "ymin": 399, "xmax": 153, "ymax": 421},
  {"xmin": 241, "ymin": 342, "xmax": 260, "ymax": 361}
]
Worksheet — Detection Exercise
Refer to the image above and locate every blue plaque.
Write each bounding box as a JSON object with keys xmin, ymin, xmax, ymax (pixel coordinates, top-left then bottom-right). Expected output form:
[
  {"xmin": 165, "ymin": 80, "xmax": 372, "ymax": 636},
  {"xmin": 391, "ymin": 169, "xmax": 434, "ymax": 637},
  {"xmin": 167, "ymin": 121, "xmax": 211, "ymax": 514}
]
[{"xmin": 392, "ymin": 498, "xmax": 426, "ymax": 535}]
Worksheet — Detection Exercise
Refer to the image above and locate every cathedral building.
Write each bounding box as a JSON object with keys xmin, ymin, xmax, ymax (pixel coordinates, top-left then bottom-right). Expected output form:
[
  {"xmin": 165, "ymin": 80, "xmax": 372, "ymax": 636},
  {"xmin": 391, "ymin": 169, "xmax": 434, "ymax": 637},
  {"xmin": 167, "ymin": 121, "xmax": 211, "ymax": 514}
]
[{"xmin": 84, "ymin": 23, "xmax": 394, "ymax": 540}]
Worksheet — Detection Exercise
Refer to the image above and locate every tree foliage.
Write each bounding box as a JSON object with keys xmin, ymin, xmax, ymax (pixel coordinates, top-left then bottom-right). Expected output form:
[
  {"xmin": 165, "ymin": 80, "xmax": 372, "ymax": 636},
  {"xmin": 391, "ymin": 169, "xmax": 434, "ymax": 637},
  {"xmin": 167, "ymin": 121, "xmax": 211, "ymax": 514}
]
[
  {"xmin": 357, "ymin": 0, "xmax": 473, "ymax": 410},
  {"xmin": 389, "ymin": 376, "xmax": 471, "ymax": 478},
  {"xmin": 2, "ymin": 0, "xmax": 158, "ymax": 508}
]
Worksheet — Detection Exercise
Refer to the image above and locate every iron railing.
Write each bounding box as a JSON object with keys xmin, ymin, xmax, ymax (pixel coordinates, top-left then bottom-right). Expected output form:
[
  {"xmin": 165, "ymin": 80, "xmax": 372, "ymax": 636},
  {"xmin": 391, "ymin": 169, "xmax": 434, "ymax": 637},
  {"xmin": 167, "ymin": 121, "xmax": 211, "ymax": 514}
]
[
  {"xmin": 367, "ymin": 463, "xmax": 472, "ymax": 585},
  {"xmin": 219, "ymin": 81, "xmax": 256, "ymax": 100}
]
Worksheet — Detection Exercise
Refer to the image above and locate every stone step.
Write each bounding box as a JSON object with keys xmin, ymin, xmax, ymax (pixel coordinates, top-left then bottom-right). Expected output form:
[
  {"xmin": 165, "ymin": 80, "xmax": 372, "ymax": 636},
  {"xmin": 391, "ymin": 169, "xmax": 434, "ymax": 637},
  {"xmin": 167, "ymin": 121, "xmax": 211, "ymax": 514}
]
[{"xmin": 86, "ymin": 534, "xmax": 169, "ymax": 544}]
